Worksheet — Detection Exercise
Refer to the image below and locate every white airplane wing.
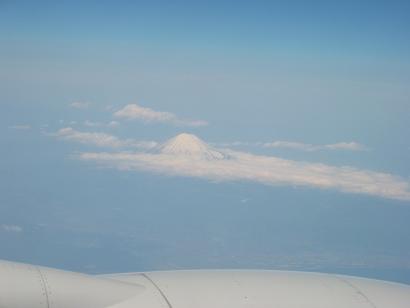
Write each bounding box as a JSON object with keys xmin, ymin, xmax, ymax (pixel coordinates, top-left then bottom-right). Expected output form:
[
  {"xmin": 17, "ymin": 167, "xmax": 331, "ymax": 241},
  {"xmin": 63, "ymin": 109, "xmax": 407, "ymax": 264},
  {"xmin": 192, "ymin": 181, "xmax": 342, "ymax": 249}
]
[{"xmin": 1, "ymin": 259, "xmax": 409, "ymax": 308}]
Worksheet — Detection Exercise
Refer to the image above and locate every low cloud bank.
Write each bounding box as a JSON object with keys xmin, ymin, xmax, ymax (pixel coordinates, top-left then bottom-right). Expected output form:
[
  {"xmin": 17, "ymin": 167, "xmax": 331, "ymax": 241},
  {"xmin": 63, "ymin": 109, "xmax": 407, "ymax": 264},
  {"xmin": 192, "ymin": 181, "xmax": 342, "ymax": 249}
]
[{"xmin": 77, "ymin": 134, "xmax": 410, "ymax": 201}]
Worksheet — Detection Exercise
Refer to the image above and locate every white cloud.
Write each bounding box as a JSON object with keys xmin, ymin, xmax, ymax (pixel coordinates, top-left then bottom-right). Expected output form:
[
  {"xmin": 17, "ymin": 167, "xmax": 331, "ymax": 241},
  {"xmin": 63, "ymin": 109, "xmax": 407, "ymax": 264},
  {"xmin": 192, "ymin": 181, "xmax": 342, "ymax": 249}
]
[
  {"xmin": 84, "ymin": 120, "xmax": 102, "ymax": 127},
  {"xmin": 53, "ymin": 127, "xmax": 157, "ymax": 149},
  {"xmin": 263, "ymin": 141, "xmax": 366, "ymax": 152},
  {"xmin": 1, "ymin": 224, "xmax": 23, "ymax": 233},
  {"xmin": 77, "ymin": 134, "xmax": 410, "ymax": 201},
  {"xmin": 114, "ymin": 104, "xmax": 208, "ymax": 127},
  {"xmin": 9, "ymin": 125, "xmax": 31, "ymax": 130},
  {"xmin": 40, "ymin": 124, "xmax": 49, "ymax": 131},
  {"xmin": 83, "ymin": 120, "xmax": 120, "ymax": 128},
  {"xmin": 70, "ymin": 101, "xmax": 91, "ymax": 109},
  {"xmin": 107, "ymin": 121, "xmax": 120, "ymax": 128},
  {"xmin": 323, "ymin": 142, "xmax": 366, "ymax": 151}
]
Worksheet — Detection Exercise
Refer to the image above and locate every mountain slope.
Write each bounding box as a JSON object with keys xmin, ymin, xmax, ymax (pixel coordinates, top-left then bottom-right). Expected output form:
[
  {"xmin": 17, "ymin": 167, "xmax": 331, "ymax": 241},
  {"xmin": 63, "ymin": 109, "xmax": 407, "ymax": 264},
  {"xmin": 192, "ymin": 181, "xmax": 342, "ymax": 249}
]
[{"xmin": 156, "ymin": 133, "xmax": 228, "ymax": 161}]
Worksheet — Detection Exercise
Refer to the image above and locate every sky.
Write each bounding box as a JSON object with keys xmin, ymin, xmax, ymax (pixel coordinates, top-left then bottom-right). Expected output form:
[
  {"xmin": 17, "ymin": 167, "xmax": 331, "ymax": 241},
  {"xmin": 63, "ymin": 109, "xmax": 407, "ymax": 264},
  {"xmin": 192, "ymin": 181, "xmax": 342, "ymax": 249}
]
[{"xmin": 1, "ymin": 1, "xmax": 410, "ymax": 283}]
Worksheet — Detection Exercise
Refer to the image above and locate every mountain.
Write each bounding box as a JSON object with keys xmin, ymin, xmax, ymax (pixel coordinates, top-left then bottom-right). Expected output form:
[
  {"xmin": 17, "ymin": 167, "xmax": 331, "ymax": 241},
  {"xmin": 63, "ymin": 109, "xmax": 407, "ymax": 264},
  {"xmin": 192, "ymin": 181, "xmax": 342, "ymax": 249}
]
[{"xmin": 156, "ymin": 133, "xmax": 228, "ymax": 161}]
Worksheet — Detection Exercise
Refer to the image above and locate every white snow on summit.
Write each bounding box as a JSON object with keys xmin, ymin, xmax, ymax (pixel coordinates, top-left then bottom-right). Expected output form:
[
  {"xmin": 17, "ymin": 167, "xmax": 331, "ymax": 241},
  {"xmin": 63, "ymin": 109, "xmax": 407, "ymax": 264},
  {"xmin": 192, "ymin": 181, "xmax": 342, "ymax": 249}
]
[{"xmin": 156, "ymin": 133, "xmax": 228, "ymax": 160}]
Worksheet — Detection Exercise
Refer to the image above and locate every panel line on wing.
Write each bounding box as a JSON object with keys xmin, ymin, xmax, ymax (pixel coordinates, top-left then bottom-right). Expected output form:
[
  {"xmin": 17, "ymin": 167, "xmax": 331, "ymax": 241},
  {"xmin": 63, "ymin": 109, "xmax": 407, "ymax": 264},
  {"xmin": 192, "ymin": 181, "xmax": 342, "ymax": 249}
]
[
  {"xmin": 336, "ymin": 276, "xmax": 378, "ymax": 308},
  {"xmin": 141, "ymin": 273, "xmax": 173, "ymax": 308},
  {"xmin": 35, "ymin": 266, "xmax": 50, "ymax": 308}
]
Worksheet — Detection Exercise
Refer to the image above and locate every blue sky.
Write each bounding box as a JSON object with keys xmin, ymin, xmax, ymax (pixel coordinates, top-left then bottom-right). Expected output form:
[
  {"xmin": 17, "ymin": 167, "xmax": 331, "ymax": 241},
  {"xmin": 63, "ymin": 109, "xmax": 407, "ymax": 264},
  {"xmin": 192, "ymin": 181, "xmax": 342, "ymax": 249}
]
[{"xmin": 1, "ymin": 1, "xmax": 410, "ymax": 282}]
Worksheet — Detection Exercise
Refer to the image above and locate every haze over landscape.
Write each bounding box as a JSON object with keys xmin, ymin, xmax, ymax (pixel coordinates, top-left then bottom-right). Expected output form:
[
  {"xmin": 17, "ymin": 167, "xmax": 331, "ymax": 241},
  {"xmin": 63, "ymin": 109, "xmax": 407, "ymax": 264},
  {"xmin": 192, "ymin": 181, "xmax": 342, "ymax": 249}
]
[{"xmin": 1, "ymin": 1, "xmax": 410, "ymax": 284}]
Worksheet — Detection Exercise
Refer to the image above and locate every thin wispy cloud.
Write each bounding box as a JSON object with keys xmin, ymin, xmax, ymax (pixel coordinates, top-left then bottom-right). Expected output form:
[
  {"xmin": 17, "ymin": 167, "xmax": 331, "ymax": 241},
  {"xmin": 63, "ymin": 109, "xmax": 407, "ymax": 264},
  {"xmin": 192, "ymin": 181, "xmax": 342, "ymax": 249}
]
[
  {"xmin": 323, "ymin": 142, "xmax": 366, "ymax": 151},
  {"xmin": 114, "ymin": 104, "xmax": 208, "ymax": 127},
  {"xmin": 107, "ymin": 121, "xmax": 120, "ymax": 128},
  {"xmin": 84, "ymin": 120, "xmax": 102, "ymax": 127},
  {"xmin": 53, "ymin": 127, "xmax": 157, "ymax": 149},
  {"xmin": 70, "ymin": 101, "xmax": 91, "ymax": 109},
  {"xmin": 9, "ymin": 125, "xmax": 31, "ymax": 130},
  {"xmin": 83, "ymin": 120, "xmax": 120, "ymax": 128},
  {"xmin": 213, "ymin": 140, "xmax": 366, "ymax": 152},
  {"xmin": 1, "ymin": 224, "xmax": 23, "ymax": 233},
  {"xmin": 77, "ymin": 133, "xmax": 410, "ymax": 201},
  {"xmin": 263, "ymin": 141, "xmax": 366, "ymax": 152}
]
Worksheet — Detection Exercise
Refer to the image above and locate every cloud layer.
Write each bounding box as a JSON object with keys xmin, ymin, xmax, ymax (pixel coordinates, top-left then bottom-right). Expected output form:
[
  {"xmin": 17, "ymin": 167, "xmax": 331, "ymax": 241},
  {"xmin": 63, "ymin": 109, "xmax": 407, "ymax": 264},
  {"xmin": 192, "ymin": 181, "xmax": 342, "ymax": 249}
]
[
  {"xmin": 53, "ymin": 127, "xmax": 157, "ymax": 149},
  {"xmin": 77, "ymin": 134, "xmax": 410, "ymax": 201},
  {"xmin": 114, "ymin": 104, "xmax": 208, "ymax": 127}
]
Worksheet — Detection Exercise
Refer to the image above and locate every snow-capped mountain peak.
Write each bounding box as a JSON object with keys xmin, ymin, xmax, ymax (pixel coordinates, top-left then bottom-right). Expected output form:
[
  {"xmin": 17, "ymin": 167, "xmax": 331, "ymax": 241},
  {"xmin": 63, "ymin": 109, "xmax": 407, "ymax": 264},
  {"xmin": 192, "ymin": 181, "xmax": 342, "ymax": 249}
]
[{"xmin": 157, "ymin": 133, "xmax": 227, "ymax": 160}]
